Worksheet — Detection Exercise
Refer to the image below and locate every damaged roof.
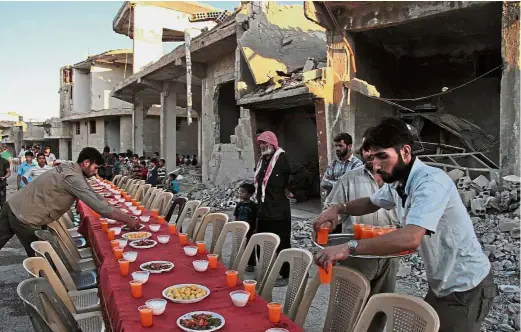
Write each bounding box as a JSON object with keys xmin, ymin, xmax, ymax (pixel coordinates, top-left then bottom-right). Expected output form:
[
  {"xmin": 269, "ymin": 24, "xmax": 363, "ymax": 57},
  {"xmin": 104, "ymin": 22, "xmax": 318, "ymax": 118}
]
[{"xmin": 72, "ymin": 49, "xmax": 133, "ymax": 69}]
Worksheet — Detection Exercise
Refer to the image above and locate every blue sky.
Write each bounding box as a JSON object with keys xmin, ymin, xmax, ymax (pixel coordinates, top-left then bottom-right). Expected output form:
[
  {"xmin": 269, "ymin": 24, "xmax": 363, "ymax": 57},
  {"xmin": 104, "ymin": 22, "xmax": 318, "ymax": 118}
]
[{"xmin": 0, "ymin": 1, "xmax": 239, "ymax": 121}]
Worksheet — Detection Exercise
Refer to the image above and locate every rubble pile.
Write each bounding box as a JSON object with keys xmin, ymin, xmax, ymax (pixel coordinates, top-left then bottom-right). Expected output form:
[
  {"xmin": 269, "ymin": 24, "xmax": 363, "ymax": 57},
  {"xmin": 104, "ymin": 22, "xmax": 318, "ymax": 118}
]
[{"xmin": 187, "ymin": 179, "xmax": 252, "ymax": 211}]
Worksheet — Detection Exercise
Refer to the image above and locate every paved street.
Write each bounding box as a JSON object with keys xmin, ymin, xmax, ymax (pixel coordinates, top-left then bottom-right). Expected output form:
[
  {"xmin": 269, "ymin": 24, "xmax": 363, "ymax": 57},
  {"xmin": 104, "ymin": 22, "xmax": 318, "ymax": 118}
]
[{"xmin": 0, "ymin": 175, "xmax": 33, "ymax": 332}]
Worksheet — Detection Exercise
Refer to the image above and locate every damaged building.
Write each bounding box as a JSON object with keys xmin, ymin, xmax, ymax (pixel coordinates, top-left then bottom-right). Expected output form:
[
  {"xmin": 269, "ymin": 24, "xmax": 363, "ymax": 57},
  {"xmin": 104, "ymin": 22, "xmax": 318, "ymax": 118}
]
[{"xmin": 303, "ymin": 1, "xmax": 520, "ymax": 179}]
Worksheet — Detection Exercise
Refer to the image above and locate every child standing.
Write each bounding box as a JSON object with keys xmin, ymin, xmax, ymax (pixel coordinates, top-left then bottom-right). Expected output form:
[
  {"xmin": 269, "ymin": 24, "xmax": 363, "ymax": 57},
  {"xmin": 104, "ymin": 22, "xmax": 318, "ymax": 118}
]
[
  {"xmin": 233, "ymin": 183, "xmax": 257, "ymax": 272},
  {"xmin": 167, "ymin": 173, "xmax": 180, "ymax": 194},
  {"xmin": 146, "ymin": 158, "xmax": 159, "ymax": 186}
]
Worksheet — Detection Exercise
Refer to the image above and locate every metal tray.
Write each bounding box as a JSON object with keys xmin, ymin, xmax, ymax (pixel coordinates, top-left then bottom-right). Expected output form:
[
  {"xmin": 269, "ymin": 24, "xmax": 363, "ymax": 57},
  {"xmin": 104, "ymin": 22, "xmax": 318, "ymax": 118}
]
[{"xmin": 312, "ymin": 234, "xmax": 414, "ymax": 259}]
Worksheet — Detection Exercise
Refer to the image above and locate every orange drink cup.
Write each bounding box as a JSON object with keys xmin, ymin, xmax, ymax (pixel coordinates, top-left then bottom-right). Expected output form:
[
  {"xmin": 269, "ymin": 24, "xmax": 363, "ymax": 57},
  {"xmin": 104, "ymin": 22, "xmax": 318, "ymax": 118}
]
[
  {"xmin": 243, "ymin": 280, "xmax": 257, "ymax": 300},
  {"xmin": 101, "ymin": 221, "xmax": 109, "ymax": 233},
  {"xmin": 158, "ymin": 216, "xmax": 166, "ymax": 225},
  {"xmin": 196, "ymin": 241, "xmax": 206, "ymax": 254},
  {"xmin": 317, "ymin": 227, "xmax": 329, "ymax": 245},
  {"xmin": 168, "ymin": 223, "xmax": 177, "ymax": 235},
  {"xmin": 360, "ymin": 225, "xmax": 374, "ymax": 239},
  {"xmin": 373, "ymin": 229, "xmax": 385, "ymax": 237},
  {"xmin": 131, "ymin": 199, "xmax": 137, "ymax": 205},
  {"xmin": 267, "ymin": 302, "xmax": 282, "ymax": 323},
  {"xmin": 178, "ymin": 233, "xmax": 188, "ymax": 245},
  {"xmin": 138, "ymin": 305, "xmax": 153, "ymax": 327},
  {"xmin": 107, "ymin": 228, "xmax": 116, "ymax": 240},
  {"xmin": 118, "ymin": 259, "xmax": 130, "ymax": 276},
  {"xmin": 207, "ymin": 254, "xmax": 218, "ymax": 269},
  {"xmin": 150, "ymin": 209, "xmax": 159, "ymax": 218},
  {"xmin": 113, "ymin": 247, "xmax": 123, "ymax": 259},
  {"xmin": 110, "ymin": 240, "xmax": 120, "ymax": 249},
  {"xmin": 353, "ymin": 223, "xmax": 363, "ymax": 240},
  {"xmin": 226, "ymin": 270, "xmax": 238, "ymax": 288},
  {"xmin": 130, "ymin": 280, "xmax": 143, "ymax": 298},
  {"xmin": 319, "ymin": 262, "xmax": 333, "ymax": 284},
  {"xmin": 138, "ymin": 206, "xmax": 145, "ymax": 212}
]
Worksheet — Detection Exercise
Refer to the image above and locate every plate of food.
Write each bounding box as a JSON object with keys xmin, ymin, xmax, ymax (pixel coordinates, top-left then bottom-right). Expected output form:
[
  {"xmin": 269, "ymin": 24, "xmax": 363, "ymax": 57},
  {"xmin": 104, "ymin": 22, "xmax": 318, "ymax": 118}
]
[
  {"xmin": 122, "ymin": 231, "xmax": 152, "ymax": 240},
  {"xmin": 140, "ymin": 261, "xmax": 174, "ymax": 274},
  {"xmin": 129, "ymin": 239, "xmax": 157, "ymax": 249},
  {"xmin": 122, "ymin": 224, "xmax": 145, "ymax": 231},
  {"xmin": 177, "ymin": 311, "xmax": 224, "ymax": 332},
  {"xmin": 163, "ymin": 284, "xmax": 210, "ymax": 304}
]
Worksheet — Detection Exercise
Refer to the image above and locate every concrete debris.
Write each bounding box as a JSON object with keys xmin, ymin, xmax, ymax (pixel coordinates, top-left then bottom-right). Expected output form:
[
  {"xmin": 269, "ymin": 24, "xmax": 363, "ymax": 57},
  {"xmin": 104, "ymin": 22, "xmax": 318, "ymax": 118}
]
[
  {"xmin": 448, "ymin": 169, "xmax": 465, "ymax": 183},
  {"xmin": 303, "ymin": 58, "xmax": 316, "ymax": 72},
  {"xmin": 472, "ymin": 174, "xmax": 490, "ymax": 192},
  {"xmin": 471, "ymin": 197, "xmax": 486, "ymax": 215},
  {"xmin": 459, "ymin": 189, "xmax": 477, "ymax": 207},
  {"xmin": 187, "ymin": 179, "xmax": 250, "ymax": 212},
  {"xmin": 344, "ymin": 78, "xmax": 381, "ymax": 98},
  {"xmin": 498, "ymin": 217, "xmax": 519, "ymax": 232},
  {"xmin": 457, "ymin": 176, "xmax": 472, "ymax": 189}
]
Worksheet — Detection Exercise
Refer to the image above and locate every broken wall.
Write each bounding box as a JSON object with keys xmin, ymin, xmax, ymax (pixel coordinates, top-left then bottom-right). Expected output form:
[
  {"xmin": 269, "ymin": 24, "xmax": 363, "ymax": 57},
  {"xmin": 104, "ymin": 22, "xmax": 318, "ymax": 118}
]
[
  {"xmin": 201, "ymin": 51, "xmax": 237, "ymax": 182},
  {"xmin": 177, "ymin": 117, "xmax": 199, "ymax": 157},
  {"xmin": 72, "ymin": 68, "xmax": 90, "ymax": 114},
  {"xmin": 90, "ymin": 64, "xmax": 133, "ymax": 111},
  {"xmin": 238, "ymin": 1, "xmax": 326, "ymax": 86}
]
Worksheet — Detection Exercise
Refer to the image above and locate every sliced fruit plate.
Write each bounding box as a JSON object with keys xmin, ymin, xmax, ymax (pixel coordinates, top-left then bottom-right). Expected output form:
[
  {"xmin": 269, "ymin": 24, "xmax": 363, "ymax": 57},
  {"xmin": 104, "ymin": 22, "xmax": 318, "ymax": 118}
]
[
  {"xmin": 121, "ymin": 231, "xmax": 152, "ymax": 240},
  {"xmin": 140, "ymin": 261, "xmax": 174, "ymax": 274},
  {"xmin": 177, "ymin": 311, "xmax": 224, "ymax": 332},
  {"xmin": 129, "ymin": 239, "xmax": 157, "ymax": 249},
  {"xmin": 121, "ymin": 224, "xmax": 145, "ymax": 231},
  {"xmin": 163, "ymin": 284, "xmax": 211, "ymax": 304}
]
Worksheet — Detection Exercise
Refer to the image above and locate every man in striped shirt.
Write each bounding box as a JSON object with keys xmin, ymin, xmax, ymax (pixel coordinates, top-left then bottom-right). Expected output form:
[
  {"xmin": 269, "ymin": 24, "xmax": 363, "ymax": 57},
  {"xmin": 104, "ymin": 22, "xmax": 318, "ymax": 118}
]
[{"xmin": 22, "ymin": 153, "xmax": 53, "ymax": 186}]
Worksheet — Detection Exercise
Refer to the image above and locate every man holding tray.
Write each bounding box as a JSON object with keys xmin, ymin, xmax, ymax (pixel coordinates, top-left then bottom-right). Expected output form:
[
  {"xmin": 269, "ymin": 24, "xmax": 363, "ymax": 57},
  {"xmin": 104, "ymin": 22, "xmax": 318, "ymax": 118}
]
[
  {"xmin": 323, "ymin": 126, "xmax": 399, "ymax": 332},
  {"xmin": 314, "ymin": 118, "xmax": 496, "ymax": 332}
]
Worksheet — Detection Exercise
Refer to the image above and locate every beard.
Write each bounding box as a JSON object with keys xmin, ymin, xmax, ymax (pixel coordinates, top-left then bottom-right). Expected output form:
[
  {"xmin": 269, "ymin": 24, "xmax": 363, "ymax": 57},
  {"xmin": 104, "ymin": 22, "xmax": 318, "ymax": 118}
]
[
  {"xmin": 335, "ymin": 149, "xmax": 348, "ymax": 158},
  {"xmin": 377, "ymin": 154, "xmax": 409, "ymax": 183},
  {"xmin": 260, "ymin": 145, "xmax": 275, "ymax": 156}
]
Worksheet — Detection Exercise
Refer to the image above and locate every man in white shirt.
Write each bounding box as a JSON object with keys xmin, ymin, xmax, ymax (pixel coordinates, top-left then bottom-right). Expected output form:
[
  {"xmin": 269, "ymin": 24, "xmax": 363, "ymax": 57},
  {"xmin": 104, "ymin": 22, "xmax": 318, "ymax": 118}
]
[
  {"xmin": 44, "ymin": 146, "xmax": 56, "ymax": 166},
  {"xmin": 314, "ymin": 118, "xmax": 497, "ymax": 332},
  {"xmin": 22, "ymin": 153, "xmax": 53, "ymax": 185}
]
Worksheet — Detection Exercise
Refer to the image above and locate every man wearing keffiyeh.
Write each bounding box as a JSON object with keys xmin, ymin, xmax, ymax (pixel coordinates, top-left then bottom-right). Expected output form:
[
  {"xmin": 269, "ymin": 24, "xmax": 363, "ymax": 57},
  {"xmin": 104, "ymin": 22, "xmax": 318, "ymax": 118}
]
[{"xmin": 254, "ymin": 131, "xmax": 292, "ymax": 286}]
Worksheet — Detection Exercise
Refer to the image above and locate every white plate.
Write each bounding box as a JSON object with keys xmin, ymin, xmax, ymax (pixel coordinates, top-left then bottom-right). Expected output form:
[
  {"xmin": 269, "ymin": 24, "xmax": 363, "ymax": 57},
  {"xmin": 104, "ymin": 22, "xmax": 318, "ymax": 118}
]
[
  {"xmin": 129, "ymin": 239, "xmax": 157, "ymax": 249},
  {"xmin": 140, "ymin": 261, "xmax": 174, "ymax": 274},
  {"xmin": 121, "ymin": 231, "xmax": 152, "ymax": 240},
  {"xmin": 176, "ymin": 311, "xmax": 224, "ymax": 332},
  {"xmin": 163, "ymin": 284, "xmax": 211, "ymax": 304},
  {"xmin": 121, "ymin": 224, "xmax": 145, "ymax": 231}
]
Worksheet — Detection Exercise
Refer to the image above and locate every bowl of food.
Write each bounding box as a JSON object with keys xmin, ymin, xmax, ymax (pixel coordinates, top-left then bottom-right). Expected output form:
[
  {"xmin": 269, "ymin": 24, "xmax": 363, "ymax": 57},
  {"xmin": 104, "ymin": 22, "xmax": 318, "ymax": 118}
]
[
  {"xmin": 108, "ymin": 199, "xmax": 118, "ymax": 205},
  {"xmin": 125, "ymin": 202, "xmax": 133, "ymax": 207},
  {"xmin": 132, "ymin": 209, "xmax": 142, "ymax": 216},
  {"xmin": 163, "ymin": 285, "xmax": 210, "ymax": 304},
  {"xmin": 177, "ymin": 311, "xmax": 224, "ymax": 331},
  {"xmin": 129, "ymin": 239, "xmax": 157, "ymax": 249},
  {"xmin": 107, "ymin": 218, "xmax": 117, "ymax": 225},
  {"xmin": 140, "ymin": 216, "xmax": 150, "ymax": 223},
  {"xmin": 132, "ymin": 270, "xmax": 149, "ymax": 283},
  {"xmin": 140, "ymin": 261, "xmax": 174, "ymax": 274},
  {"xmin": 184, "ymin": 246, "xmax": 198, "ymax": 257},
  {"xmin": 123, "ymin": 251, "xmax": 138, "ymax": 262},
  {"xmin": 157, "ymin": 235, "xmax": 170, "ymax": 244},
  {"xmin": 114, "ymin": 195, "xmax": 121, "ymax": 200},
  {"xmin": 122, "ymin": 231, "xmax": 152, "ymax": 240},
  {"xmin": 145, "ymin": 298, "xmax": 167, "ymax": 315},
  {"xmin": 149, "ymin": 224, "xmax": 160, "ymax": 232},
  {"xmin": 229, "ymin": 290, "xmax": 250, "ymax": 307},
  {"xmin": 118, "ymin": 239, "xmax": 128, "ymax": 249},
  {"xmin": 109, "ymin": 227, "xmax": 121, "ymax": 236},
  {"xmin": 129, "ymin": 205, "xmax": 138, "ymax": 211},
  {"xmin": 193, "ymin": 260, "xmax": 209, "ymax": 272},
  {"xmin": 118, "ymin": 198, "xmax": 126, "ymax": 203}
]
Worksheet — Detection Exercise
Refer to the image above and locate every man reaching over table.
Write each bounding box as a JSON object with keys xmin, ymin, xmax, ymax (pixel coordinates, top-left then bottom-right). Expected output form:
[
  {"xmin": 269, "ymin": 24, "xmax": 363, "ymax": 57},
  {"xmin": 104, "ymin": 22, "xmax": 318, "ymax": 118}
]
[
  {"xmin": 0, "ymin": 147, "xmax": 140, "ymax": 257},
  {"xmin": 314, "ymin": 118, "xmax": 497, "ymax": 332}
]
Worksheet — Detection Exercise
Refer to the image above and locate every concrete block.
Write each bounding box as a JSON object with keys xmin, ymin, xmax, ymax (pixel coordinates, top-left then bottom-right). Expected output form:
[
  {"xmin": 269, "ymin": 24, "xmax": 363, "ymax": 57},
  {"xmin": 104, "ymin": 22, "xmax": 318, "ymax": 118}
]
[
  {"xmin": 470, "ymin": 197, "xmax": 486, "ymax": 215},
  {"xmin": 459, "ymin": 189, "xmax": 477, "ymax": 207},
  {"xmin": 511, "ymin": 227, "xmax": 520, "ymax": 239},
  {"xmin": 230, "ymin": 135, "xmax": 238, "ymax": 144},
  {"xmin": 303, "ymin": 68, "xmax": 323, "ymax": 82},
  {"xmin": 303, "ymin": 58, "xmax": 316, "ymax": 72},
  {"xmin": 448, "ymin": 169, "xmax": 465, "ymax": 183},
  {"xmin": 498, "ymin": 218, "xmax": 519, "ymax": 232},
  {"xmin": 457, "ymin": 176, "xmax": 472, "ymax": 190},
  {"xmin": 472, "ymin": 175, "xmax": 490, "ymax": 192}
]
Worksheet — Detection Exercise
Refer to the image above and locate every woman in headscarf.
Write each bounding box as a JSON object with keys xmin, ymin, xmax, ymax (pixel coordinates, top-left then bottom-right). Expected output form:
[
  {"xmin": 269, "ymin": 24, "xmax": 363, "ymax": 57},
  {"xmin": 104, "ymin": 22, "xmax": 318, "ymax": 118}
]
[{"xmin": 254, "ymin": 131, "xmax": 291, "ymax": 286}]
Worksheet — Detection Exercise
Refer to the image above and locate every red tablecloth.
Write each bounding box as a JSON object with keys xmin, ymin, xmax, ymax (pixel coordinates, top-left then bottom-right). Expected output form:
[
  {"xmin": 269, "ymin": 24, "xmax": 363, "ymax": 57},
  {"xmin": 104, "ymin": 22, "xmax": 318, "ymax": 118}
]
[{"xmin": 77, "ymin": 201, "xmax": 303, "ymax": 332}]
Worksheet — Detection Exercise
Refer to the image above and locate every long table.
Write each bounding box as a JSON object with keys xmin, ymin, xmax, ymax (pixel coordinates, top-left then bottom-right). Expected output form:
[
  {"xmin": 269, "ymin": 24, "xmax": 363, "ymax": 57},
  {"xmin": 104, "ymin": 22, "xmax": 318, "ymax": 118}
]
[{"xmin": 77, "ymin": 200, "xmax": 303, "ymax": 332}]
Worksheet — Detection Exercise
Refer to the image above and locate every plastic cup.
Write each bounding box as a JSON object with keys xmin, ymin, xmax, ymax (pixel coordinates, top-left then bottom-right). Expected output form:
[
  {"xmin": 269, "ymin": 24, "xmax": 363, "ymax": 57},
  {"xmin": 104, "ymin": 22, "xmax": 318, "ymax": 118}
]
[
  {"xmin": 207, "ymin": 254, "xmax": 218, "ymax": 269},
  {"xmin": 267, "ymin": 302, "xmax": 282, "ymax": 323},
  {"xmin": 178, "ymin": 233, "xmax": 188, "ymax": 245},
  {"xmin": 317, "ymin": 227, "xmax": 329, "ymax": 245},
  {"xmin": 196, "ymin": 241, "xmax": 206, "ymax": 254},
  {"xmin": 107, "ymin": 228, "xmax": 116, "ymax": 240},
  {"xmin": 168, "ymin": 223, "xmax": 177, "ymax": 235},
  {"xmin": 243, "ymin": 280, "xmax": 257, "ymax": 301},
  {"xmin": 101, "ymin": 221, "xmax": 109, "ymax": 233},
  {"xmin": 226, "ymin": 270, "xmax": 238, "ymax": 288},
  {"xmin": 131, "ymin": 199, "xmax": 137, "ymax": 205},
  {"xmin": 138, "ymin": 206, "xmax": 145, "ymax": 212},
  {"xmin": 113, "ymin": 247, "xmax": 123, "ymax": 260},
  {"xmin": 319, "ymin": 262, "xmax": 333, "ymax": 284},
  {"xmin": 157, "ymin": 216, "xmax": 166, "ymax": 225},
  {"xmin": 119, "ymin": 259, "xmax": 130, "ymax": 276},
  {"xmin": 373, "ymin": 229, "xmax": 385, "ymax": 237},
  {"xmin": 130, "ymin": 280, "xmax": 143, "ymax": 298},
  {"xmin": 151, "ymin": 209, "xmax": 159, "ymax": 218},
  {"xmin": 353, "ymin": 223, "xmax": 363, "ymax": 240},
  {"xmin": 110, "ymin": 240, "xmax": 120, "ymax": 249},
  {"xmin": 138, "ymin": 305, "xmax": 153, "ymax": 327},
  {"xmin": 360, "ymin": 225, "xmax": 374, "ymax": 239}
]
